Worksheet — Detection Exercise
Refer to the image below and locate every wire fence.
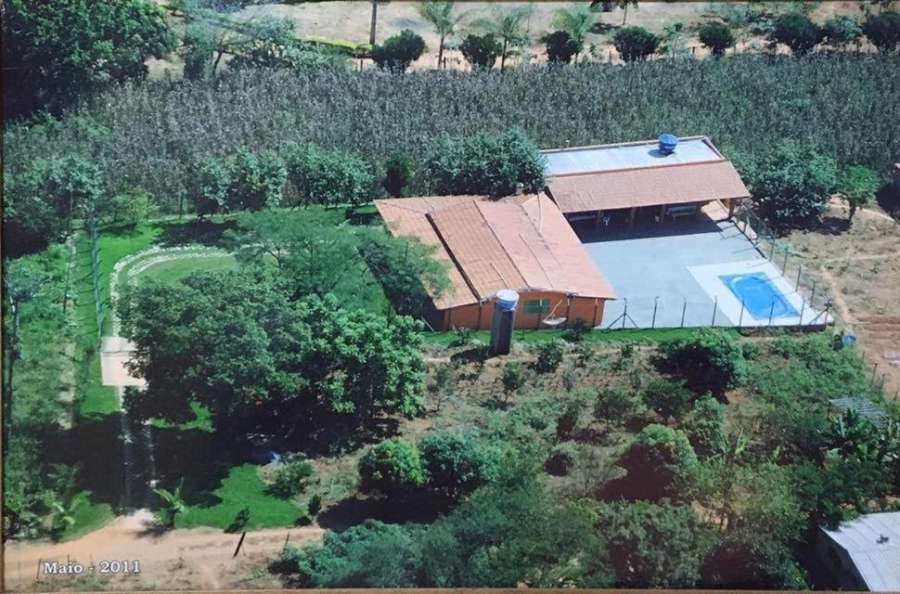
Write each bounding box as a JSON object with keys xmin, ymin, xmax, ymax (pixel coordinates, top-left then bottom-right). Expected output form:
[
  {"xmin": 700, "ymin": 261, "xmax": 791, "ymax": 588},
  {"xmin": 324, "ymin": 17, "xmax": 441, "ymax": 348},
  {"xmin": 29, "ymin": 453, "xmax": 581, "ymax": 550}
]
[{"xmin": 85, "ymin": 209, "xmax": 106, "ymax": 344}]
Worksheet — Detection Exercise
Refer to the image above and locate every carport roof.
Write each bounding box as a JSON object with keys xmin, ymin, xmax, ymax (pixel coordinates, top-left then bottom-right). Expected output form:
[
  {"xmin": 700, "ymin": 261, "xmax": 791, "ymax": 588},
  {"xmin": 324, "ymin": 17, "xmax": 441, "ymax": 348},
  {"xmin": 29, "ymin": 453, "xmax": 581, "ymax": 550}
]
[
  {"xmin": 543, "ymin": 136, "xmax": 751, "ymax": 214},
  {"xmin": 821, "ymin": 512, "xmax": 900, "ymax": 592}
]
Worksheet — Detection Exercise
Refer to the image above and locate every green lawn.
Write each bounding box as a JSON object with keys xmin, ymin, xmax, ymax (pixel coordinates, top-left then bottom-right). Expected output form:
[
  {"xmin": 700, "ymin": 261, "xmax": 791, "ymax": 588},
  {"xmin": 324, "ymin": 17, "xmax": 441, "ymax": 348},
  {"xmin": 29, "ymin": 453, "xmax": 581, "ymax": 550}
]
[
  {"xmin": 177, "ymin": 464, "xmax": 306, "ymax": 530},
  {"xmin": 136, "ymin": 254, "xmax": 238, "ymax": 285},
  {"xmin": 60, "ymin": 491, "xmax": 115, "ymax": 542}
]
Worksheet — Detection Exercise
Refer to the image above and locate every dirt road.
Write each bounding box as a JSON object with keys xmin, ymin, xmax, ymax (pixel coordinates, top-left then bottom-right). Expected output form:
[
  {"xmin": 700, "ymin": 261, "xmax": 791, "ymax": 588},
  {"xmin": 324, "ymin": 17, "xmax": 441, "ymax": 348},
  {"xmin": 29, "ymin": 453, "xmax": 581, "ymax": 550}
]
[{"xmin": 4, "ymin": 510, "xmax": 324, "ymax": 592}]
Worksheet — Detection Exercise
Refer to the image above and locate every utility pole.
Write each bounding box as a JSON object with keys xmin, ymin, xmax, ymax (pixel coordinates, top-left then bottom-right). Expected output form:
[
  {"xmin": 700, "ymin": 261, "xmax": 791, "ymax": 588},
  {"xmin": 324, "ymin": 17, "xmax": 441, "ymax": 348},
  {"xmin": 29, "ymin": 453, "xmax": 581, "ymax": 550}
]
[{"xmin": 369, "ymin": 0, "xmax": 378, "ymax": 47}]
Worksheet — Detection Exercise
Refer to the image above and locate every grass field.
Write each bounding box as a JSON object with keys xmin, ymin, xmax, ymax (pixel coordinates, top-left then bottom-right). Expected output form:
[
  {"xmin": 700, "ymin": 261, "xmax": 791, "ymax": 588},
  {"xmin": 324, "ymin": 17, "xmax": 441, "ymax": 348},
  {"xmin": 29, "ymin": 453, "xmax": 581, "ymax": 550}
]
[{"xmin": 176, "ymin": 464, "xmax": 306, "ymax": 530}]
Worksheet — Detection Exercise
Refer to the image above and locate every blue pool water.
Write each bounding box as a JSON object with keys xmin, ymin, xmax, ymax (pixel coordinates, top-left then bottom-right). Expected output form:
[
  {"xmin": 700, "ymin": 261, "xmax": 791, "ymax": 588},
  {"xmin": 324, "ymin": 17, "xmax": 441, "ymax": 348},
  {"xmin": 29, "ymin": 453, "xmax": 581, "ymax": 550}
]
[{"xmin": 719, "ymin": 272, "xmax": 798, "ymax": 320}]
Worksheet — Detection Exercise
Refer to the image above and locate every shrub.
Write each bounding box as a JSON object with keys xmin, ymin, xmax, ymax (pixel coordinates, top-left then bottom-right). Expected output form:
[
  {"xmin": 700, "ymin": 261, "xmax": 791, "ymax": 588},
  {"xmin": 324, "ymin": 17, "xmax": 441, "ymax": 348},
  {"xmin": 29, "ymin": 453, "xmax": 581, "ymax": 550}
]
[
  {"xmin": 460, "ymin": 33, "xmax": 502, "ymax": 69},
  {"xmin": 618, "ymin": 424, "xmax": 697, "ymax": 501},
  {"xmin": 863, "ymin": 11, "xmax": 900, "ymax": 53},
  {"xmin": 533, "ymin": 340, "xmax": 564, "ymax": 374},
  {"xmin": 284, "ymin": 143, "xmax": 375, "ymax": 207},
  {"xmin": 698, "ymin": 21, "xmax": 735, "ymax": 56},
  {"xmin": 642, "ymin": 377, "xmax": 696, "ymax": 421},
  {"xmin": 543, "ymin": 30, "xmax": 581, "ymax": 63},
  {"xmin": 594, "ymin": 386, "xmax": 645, "ymax": 425},
  {"xmin": 358, "ymin": 438, "xmax": 427, "ymax": 497},
  {"xmin": 561, "ymin": 319, "xmax": 590, "ymax": 343},
  {"xmin": 501, "ymin": 360, "xmax": 528, "ymax": 395},
  {"xmin": 736, "ymin": 140, "xmax": 839, "ymax": 228},
  {"xmin": 424, "ymin": 129, "xmax": 546, "ymax": 197},
  {"xmin": 660, "ymin": 329, "xmax": 747, "ymax": 397},
  {"xmin": 682, "ymin": 396, "xmax": 726, "ymax": 458},
  {"xmin": 103, "ymin": 188, "xmax": 158, "ymax": 228},
  {"xmin": 822, "ymin": 15, "xmax": 862, "ymax": 49},
  {"xmin": 419, "ymin": 431, "xmax": 497, "ymax": 499},
  {"xmin": 372, "ymin": 29, "xmax": 426, "ymax": 72},
  {"xmin": 194, "ymin": 155, "xmax": 230, "ymax": 218},
  {"xmin": 307, "ymin": 494, "xmax": 322, "ymax": 517},
  {"xmin": 270, "ymin": 460, "xmax": 316, "ymax": 498},
  {"xmin": 770, "ymin": 12, "xmax": 822, "ymax": 55},
  {"xmin": 382, "ymin": 153, "xmax": 414, "ymax": 197},
  {"xmin": 545, "ymin": 442, "xmax": 578, "ymax": 476},
  {"xmin": 613, "ymin": 27, "xmax": 660, "ymax": 62}
]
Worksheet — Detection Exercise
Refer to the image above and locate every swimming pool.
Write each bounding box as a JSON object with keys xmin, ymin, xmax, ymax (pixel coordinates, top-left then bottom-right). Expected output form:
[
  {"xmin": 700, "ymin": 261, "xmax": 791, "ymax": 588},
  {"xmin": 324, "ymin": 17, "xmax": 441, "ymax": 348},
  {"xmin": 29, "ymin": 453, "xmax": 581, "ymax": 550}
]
[{"xmin": 719, "ymin": 272, "xmax": 798, "ymax": 320}]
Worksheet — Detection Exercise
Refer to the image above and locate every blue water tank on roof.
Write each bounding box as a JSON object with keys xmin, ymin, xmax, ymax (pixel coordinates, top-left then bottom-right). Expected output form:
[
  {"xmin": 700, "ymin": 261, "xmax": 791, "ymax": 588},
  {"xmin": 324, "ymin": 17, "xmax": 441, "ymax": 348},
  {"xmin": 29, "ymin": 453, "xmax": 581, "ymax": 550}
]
[{"xmin": 658, "ymin": 133, "xmax": 679, "ymax": 155}]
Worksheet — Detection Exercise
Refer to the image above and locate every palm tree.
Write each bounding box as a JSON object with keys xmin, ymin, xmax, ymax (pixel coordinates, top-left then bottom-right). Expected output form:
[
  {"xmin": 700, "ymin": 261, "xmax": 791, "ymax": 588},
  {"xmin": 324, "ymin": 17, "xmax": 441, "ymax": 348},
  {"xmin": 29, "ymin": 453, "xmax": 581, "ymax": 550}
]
[
  {"xmin": 471, "ymin": 5, "xmax": 533, "ymax": 70},
  {"xmin": 154, "ymin": 478, "xmax": 187, "ymax": 529},
  {"xmin": 551, "ymin": 3, "xmax": 595, "ymax": 48},
  {"xmin": 417, "ymin": 1, "xmax": 466, "ymax": 68}
]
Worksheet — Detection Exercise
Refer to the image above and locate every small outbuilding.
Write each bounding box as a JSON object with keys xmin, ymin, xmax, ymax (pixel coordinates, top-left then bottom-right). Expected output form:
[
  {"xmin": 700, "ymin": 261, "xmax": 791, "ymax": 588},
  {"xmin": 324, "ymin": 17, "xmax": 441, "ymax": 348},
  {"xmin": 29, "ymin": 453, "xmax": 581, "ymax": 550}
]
[
  {"xmin": 374, "ymin": 193, "xmax": 615, "ymax": 330},
  {"xmin": 543, "ymin": 136, "xmax": 751, "ymax": 230},
  {"xmin": 817, "ymin": 511, "xmax": 900, "ymax": 591}
]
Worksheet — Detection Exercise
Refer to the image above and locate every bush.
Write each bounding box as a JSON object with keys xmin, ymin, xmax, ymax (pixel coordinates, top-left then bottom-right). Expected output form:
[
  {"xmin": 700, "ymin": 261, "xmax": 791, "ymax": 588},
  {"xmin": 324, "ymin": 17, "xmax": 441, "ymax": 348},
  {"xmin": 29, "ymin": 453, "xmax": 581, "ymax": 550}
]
[
  {"xmin": 698, "ymin": 21, "xmax": 735, "ymax": 56},
  {"xmin": 419, "ymin": 431, "xmax": 497, "ymax": 499},
  {"xmin": 613, "ymin": 27, "xmax": 660, "ymax": 62},
  {"xmin": 372, "ymin": 29, "xmax": 426, "ymax": 72},
  {"xmin": 424, "ymin": 129, "xmax": 546, "ymax": 197},
  {"xmin": 460, "ymin": 33, "xmax": 502, "ymax": 69},
  {"xmin": 594, "ymin": 386, "xmax": 645, "ymax": 425},
  {"xmin": 822, "ymin": 15, "xmax": 862, "ymax": 49},
  {"xmin": 533, "ymin": 340, "xmax": 564, "ymax": 374},
  {"xmin": 770, "ymin": 12, "xmax": 822, "ymax": 55},
  {"xmin": 270, "ymin": 460, "xmax": 316, "ymax": 498},
  {"xmin": 561, "ymin": 319, "xmax": 590, "ymax": 343},
  {"xmin": 642, "ymin": 378, "xmax": 696, "ymax": 421},
  {"xmin": 839, "ymin": 165, "xmax": 881, "ymax": 220},
  {"xmin": 545, "ymin": 442, "xmax": 578, "ymax": 476},
  {"xmin": 543, "ymin": 30, "xmax": 581, "ymax": 63},
  {"xmin": 103, "ymin": 188, "xmax": 158, "ymax": 228},
  {"xmin": 681, "ymin": 396, "xmax": 726, "ymax": 458},
  {"xmin": 307, "ymin": 494, "xmax": 322, "ymax": 517},
  {"xmin": 501, "ymin": 360, "xmax": 528, "ymax": 395},
  {"xmin": 284, "ymin": 143, "xmax": 375, "ymax": 207},
  {"xmin": 863, "ymin": 11, "xmax": 900, "ymax": 53},
  {"xmin": 618, "ymin": 424, "xmax": 697, "ymax": 501},
  {"xmin": 736, "ymin": 140, "xmax": 839, "ymax": 228},
  {"xmin": 660, "ymin": 329, "xmax": 747, "ymax": 397},
  {"xmin": 227, "ymin": 148, "xmax": 287, "ymax": 211},
  {"xmin": 194, "ymin": 155, "xmax": 230, "ymax": 218},
  {"xmin": 358, "ymin": 438, "xmax": 427, "ymax": 497},
  {"xmin": 383, "ymin": 153, "xmax": 414, "ymax": 197}
]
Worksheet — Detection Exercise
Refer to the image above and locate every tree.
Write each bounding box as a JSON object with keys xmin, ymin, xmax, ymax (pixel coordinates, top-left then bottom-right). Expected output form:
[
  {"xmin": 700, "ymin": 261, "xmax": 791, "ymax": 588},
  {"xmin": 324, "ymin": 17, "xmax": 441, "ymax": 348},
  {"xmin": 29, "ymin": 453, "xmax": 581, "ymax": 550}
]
[
  {"xmin": 543, "ymin": 31, "xmax": 581, "ymax": 64},
  {"xmin": 284, "ymin": 143, "xmax": 376, "ymax": 207},
  {"xmin": 862, "ymin": 11, "xmax": 900, "ymax": 53},
  {"xmin": 279, "ymin": 520, "xmax": 424, "ymax": 587},
  {"xmin": 459, "ymin": 33, "xmax": 502, "ymax": 69},
  {"xmin": 372, "ymin": 30, "xmax": 426, "ymax": 73},
  {"xmin": 2, "ymin": 0, "xmax": 176, "ymax": 119},
  {"xmin": 839, "ymin": 165, "xmax": 881, "ymax": 220},
  {"xmin": 471, "ymin": 6, "xmax": 533, "ymax": 70},
  {"xmin": 383, "ymin": 153, "xmax": 414, "ymax": 197},
  {"xmin": 103, "ymin": 189, "xmax": 159, "ymax": 228},
  {"xmin": 270, "ymin": 460, "xmax": 315, "ymax": 498},
  {"xmin": 418, "ymin": 479, "xmax": 612, "ymax": 587},
  {"xmin": 736, "ymin": 141, "xmax": 840, "ymax": 228},
  {"xmin": 614, "ymin": 0, "xmax": 639, "ymax": 26},
  {"xmin": 424, "ymin": 129, "xmax": 546, "ymax": 197},
  {"xmin": 551, "ymin": 4, "xmax": 595, "ymax": 48},
  {"xmin": 596, "ymin": 501, "xmax": 711, "ymax": 588},
  {"xmin": 659, "ymin": 329, "xmax": 747, "ymax": 397},
  {"xmin": 770, "ymin": 12, "xmax": 823, "ymax": 55},
  {"xmin": 617, "ymin": 424, "xmax": 697, "ymax": 501},
  {"xmin": 822, "ymin": 15, "xmax": 863, "ymax": 49},
  {"xmin": 699, "ymin": 21, "xmax": 736, "ymax": 56},
  {"xmin": 642, "ymin": 378, "xmax": 696, "ymax": 421},
  {"xmin": 153, "ymin": 478, "xmax": 187, "ymax": 529},
  {"xmin": 358, "ymin": 438, "xmax": 427, "ymax": 497},
  {"xmin": 613, "ymin": 27, "xmax": 659, "ymax": 62},
  {"xmin": 357, "ymin": 227, "xmax": 452, "ymax": 318},
  {"xmin": 419, "ymin": 431, "xmax": 498, "ymax": 499},
  {"xmin": 417, "ymin": 2, "xmax": 466, "ymax": 68},
  {"xmin": 227, "ymin": 17, "xmax": 344, "ymax": 71},
  {"xmin": 193, "ymin": 155, "xmax": 230, "ymax": 219},
  {"xmin": 682, "ymin": 396, "xmax": 727, "ymax": 458},
  {"xmin": 121, "ymin": 277, "xmax": 427, "ymax": 434},
  {"xmin": 226, "ymin": 148, "xmax": 287, "ymax": 211}
]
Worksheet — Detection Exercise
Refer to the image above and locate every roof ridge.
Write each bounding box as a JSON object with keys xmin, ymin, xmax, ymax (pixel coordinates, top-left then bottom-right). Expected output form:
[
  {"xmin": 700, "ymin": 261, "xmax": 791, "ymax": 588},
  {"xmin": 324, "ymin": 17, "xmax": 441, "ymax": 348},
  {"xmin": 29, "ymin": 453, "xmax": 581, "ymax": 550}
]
[{"xmin": 549, "ymin": 158, "xmax": 729, "ymax": 179}]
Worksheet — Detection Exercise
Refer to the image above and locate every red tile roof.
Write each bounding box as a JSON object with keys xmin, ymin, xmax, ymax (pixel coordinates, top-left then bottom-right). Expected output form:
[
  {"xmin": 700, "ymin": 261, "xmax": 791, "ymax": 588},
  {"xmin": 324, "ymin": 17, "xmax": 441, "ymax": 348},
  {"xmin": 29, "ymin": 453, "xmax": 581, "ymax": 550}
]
[
  {"xmin": 374, "ymin": 195, "xmax": 615, "ymax": 310},
  {"xmin": 547, "ymin": 160, "xmax": 751, "ymax": 213}
]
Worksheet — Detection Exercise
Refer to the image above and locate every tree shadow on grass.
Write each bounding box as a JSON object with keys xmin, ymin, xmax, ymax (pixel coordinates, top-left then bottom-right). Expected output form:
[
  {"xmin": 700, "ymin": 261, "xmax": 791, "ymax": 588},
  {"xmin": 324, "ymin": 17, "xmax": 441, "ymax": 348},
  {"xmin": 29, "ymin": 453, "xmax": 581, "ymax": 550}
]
[
  {"xmin": 156, "ymin": 218, "xmax": 240, "ymax": 248},
  {"xmin": 316, "ymin": 491, "xmax": 450, "ymax": 531},
  {"xmin": 875, "ymin": 183, "xmax": 900, "ymax": 218}
]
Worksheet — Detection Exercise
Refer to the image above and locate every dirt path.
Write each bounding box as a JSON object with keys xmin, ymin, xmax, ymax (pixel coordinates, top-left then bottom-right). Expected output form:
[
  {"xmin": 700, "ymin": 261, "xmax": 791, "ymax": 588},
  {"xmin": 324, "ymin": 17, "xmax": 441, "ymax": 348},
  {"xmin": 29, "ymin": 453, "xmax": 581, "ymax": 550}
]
[{"xmin": 4, "ymin": 510, "xmax": 324, "ymax": 592}]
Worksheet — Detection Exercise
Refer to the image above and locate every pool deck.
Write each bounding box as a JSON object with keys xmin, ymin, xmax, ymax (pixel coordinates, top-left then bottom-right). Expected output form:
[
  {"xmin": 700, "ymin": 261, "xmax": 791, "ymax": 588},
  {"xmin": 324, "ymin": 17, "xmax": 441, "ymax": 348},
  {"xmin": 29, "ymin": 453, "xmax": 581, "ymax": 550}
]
[{"xmin": 579, "ymin": 219, "xmax": 829, "ymax": 328}]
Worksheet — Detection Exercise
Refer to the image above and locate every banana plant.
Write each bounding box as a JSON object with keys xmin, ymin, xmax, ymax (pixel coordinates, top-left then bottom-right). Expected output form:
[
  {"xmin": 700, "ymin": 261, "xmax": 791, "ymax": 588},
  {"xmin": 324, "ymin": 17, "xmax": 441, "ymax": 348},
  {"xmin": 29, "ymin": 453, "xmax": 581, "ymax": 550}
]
[{"xmin": 153, "ymin": 478, "xmax": 187, "ymax": 529}]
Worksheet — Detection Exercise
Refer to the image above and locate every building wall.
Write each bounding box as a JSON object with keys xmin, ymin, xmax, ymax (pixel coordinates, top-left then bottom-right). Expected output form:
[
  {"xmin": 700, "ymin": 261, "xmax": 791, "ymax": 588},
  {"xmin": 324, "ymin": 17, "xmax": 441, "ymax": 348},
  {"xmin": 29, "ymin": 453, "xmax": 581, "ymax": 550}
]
[{"xmin": 440, "ymin": 292, "xmax": 607, "ymax": 330}]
